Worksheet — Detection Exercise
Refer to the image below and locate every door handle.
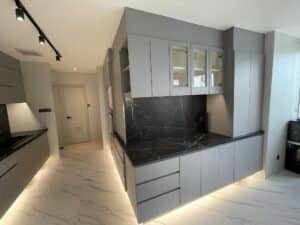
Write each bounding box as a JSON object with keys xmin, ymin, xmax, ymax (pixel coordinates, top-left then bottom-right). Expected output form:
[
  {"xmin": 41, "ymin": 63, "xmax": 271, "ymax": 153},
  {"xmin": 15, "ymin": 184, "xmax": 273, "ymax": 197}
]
[{"xmin": 66, "ymin": 116, "xmax": 72, "ymax": 119}]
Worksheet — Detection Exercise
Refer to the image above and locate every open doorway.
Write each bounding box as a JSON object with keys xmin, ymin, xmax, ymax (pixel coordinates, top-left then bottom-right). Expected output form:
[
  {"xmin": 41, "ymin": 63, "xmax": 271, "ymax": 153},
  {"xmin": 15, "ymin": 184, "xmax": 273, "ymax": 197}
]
[{"xmin": 53, "ymin": 85, "xmax": 91, "ymax": 148}]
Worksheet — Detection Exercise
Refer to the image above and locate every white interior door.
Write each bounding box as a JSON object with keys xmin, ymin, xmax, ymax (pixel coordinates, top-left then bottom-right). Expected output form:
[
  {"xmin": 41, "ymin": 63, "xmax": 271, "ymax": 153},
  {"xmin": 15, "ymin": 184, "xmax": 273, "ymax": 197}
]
[{"xmin": 60, "ymin": 86, "xmax": 90, "ymax": 145}]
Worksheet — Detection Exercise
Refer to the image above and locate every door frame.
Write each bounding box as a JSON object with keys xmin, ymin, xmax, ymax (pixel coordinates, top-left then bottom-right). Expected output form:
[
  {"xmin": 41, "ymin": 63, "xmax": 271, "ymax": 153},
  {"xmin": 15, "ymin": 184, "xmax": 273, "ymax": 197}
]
[{"xmin": 53, "ymin": 84, "xmax": 91, "ymax": 147}]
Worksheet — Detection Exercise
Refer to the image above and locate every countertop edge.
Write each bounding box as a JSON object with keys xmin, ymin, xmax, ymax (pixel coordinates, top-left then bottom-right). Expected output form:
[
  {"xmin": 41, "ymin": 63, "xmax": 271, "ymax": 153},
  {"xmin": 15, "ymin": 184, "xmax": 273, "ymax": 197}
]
[{"xmin": 114, "ymin": 131, "xmax": 264, "ymax": 167}]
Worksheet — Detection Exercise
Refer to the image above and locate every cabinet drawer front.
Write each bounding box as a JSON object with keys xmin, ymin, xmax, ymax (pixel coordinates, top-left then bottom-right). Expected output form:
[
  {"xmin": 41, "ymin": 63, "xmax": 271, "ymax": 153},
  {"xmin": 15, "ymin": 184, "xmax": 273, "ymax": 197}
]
[
  {"xmin": 136, "ymin": 173, "xmax": 179, "ymax": 202},
  {"xmin": 137, "ymin": 189, "xmax": 180, "ymax": 223},
  {"xmin": 0, "ymin": 155, "xmax": 17, "ymax": 177},
  {"xmin": 136, "ymin": 157, "xmax": 179, "ymax": 184},
  {"xmin": 0, "ymin": 163, "xmax": 18, "ymax": 217}
]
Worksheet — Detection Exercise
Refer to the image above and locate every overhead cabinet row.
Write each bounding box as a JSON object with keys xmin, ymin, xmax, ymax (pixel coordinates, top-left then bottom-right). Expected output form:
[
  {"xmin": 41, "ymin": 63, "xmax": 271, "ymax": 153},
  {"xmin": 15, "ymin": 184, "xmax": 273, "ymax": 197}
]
[{"xmin": 127, "ymin": 35, "xmax": 224, "ymax": 98}]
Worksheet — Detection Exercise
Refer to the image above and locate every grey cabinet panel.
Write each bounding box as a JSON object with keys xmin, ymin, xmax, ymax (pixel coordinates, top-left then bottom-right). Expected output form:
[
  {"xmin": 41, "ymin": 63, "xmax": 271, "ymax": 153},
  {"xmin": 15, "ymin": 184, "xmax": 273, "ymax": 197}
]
[
  {"xmin": 180, "ymin": 151, "xmax": 201, "ymax": 204},
  {"xmin": 234, "ymin": 52, "xmax": 251, "ymax": 137},
  {"xmin": 201, "ymin": 147, "xmax": 220, "ymax": 195},
  {"xmin": 234, "ymin": 135, "xmax": 263, "ymax": 180},
  {"xmin": 125, "ymin": 155, "xmax": 137, "ymax": 215},
  {"xmin": 137, "ymin": 189, "xmax": 180, "ymax": 223},
  {"xmin": 0, "ymin": 67, "xmax": 25, "ymax": 104},
  {"xmin": 219, "ymin": 143, "xmax": 235, "ymax": 187},
  {"xmin": 0, "ymin": 133, "xmax": 49, "ymax": 218},
  {"xmin": 151, "ymin": 38, "xmax": 170, "ymax": 96},
  {"xmin": 234, "ymin": 138, "xmax": 250, "ymax": 180},
  {"xmin": 136, "ymin": 157, "xmax": 179, "ymax": 184},
  {"xmin": 249, "ymin": 54, "xmax": 264, "ymax": 133},
  {"xmin": 248, "ymin": 135, "xmax": 263, "ymax": 174},
  {"xmin": 136, "ymin": 173, "xmax": 179, "ymax": 202},
  {"xmin": 0, "ymin": 160, "xmax": 18, "ymax": 217},
  {"xmin": 128, "ymin": 35, "xmax": 152, "ymax": 97},
  {"xmin": 17, "ymin": 133, "xmax": 49, "ymax": 188}
]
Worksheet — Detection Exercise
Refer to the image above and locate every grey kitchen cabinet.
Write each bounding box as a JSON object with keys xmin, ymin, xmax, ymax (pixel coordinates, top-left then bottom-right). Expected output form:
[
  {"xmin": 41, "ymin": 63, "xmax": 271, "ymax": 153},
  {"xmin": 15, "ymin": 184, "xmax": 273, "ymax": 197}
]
[
  {"xmin": 234, "ymin": 135, "xmax": 263, "ymax": 180},
  {"xmin": 0, "ymin": 51, "xmax": 25, "ymax": 104},
  {"xmin": 128, "ymin": 35, "xmax": 152, "ymax": 97},
  {"xmin": 233, "ymin": 52, "xmax": 264, "ymax": 137},
  {"xmin": 0, "ymin": 155, "xmax": 18, "ymax": 217},
  {"xmin": 16, "ymin": 132, "xmax": 50, "ymax": 188},
  {"xmin": 234, "ymin": 52, "xmax": 251, "ymax": 136},
  {"xmin": 151, "ymin": 38, "xmax": 170, "ymax": 96},
  {"xmin": 110, "ymin": 136, "xmax": 126, "ymax": 189},
  {"xmin": 0, "ymin": 132, "xmax": 49, "ymax": 218},
  {"xmin": 137, "ymin": 189, "xmax": 180, "ymax": 222},
  {"xmin": 191, "ymin": 45, "xmax": 209, "ymax": 95},
  {"xmin": 248, "ymin": 135, "xmax": 263, "ymax": 174},
  {"xmin": 201, "ymin": 142, "xmax": 235, "ymax": 196},
  {"xmin": 127, "ymin": 35, "xmax": 170, "ymax": 98},
  {"xmin": 201, "ymin": 146, "xmax": 221, "ymax": 195},
  {"xmin": 219, "ymin": 143, "xmax": 235, "ymax": 186},
  {"xmin": 170, "ymin": 42, "xmax": 191, "ymax": 96},
  {"xmin": 180, "ymin": 151, "xmax": 201, "ymax": 204},
  {"xmin": 124, "ymin": 156, "xmax": 180, "ymax": 223},
  {"xmin": 248, "ymin": 54, "xmax": 264, "ymax": 133},
  {"xmin": 209, "ymin": 48, "xmax": 224, "ymax": 94}
]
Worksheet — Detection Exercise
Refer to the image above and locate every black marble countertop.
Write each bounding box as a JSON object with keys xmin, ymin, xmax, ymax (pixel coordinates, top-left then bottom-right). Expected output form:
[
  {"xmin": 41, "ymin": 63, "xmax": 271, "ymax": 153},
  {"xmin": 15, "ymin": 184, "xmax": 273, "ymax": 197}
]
[
  {"xmin": 117, "ymin": 131, "xmax": 264, "ymax": 167},
  {"xmin": 0, "ymin": 129, "xmax": 48, "ymax": 162}
]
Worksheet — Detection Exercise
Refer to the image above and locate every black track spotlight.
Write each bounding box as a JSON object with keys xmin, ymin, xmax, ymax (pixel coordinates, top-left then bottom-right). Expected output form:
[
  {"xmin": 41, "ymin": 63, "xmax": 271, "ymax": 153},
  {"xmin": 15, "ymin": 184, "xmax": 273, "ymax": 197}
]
[
  {"xmin": 56, "ymin": 55, "xmax": 61, "ymax": 62},
  {"xmin": 39, "ymin": 35, "xmax": 45, "ymax": 45},
  {"xmin": 15, "ymin": 7, "xmax": 25, "ymax": 21}
]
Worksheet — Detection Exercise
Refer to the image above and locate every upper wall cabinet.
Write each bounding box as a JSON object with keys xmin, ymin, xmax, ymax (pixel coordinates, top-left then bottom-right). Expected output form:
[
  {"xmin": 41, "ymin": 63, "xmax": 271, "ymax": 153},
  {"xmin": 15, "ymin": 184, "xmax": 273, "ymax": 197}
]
[
  {"xmin": 191, "ymin": 46, "xmax": 208, "ymax": 95},
  {"xmin": 127, "ymin": 35, "xmax": 170, "ymax": 98},
  {"xmin": 170, "ymin": 42, "xmax": 191, "ymax": 96},
  {"xmin": 233, "ymin": 52, "xmax": 264, "ymax": 136},
  {"xmin": 126, "ymin": 35, "xmax": 223, "ymax": 98},
  {"xmin": 0, "ymin": 52, "xmax": 25, "ymax": 104},
  {"xmin": 209, "ymin": 48, "xmax": 224, "ymax": 94}
]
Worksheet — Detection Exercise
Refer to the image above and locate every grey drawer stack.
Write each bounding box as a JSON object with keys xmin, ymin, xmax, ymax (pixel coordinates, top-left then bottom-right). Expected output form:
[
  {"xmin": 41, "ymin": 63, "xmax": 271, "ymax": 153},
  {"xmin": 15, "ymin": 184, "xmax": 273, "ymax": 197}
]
[{"xmin": 128, "ymin": 157, "xmax": 180, "ymax": 223}]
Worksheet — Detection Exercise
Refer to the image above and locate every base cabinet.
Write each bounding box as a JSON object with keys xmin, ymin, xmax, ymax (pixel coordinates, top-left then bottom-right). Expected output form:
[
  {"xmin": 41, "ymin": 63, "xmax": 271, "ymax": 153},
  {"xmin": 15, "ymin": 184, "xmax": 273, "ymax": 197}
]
[
  {"xmin": 180, "ymin": 152, "xmax": 201, "ymax": 204},
  {"xmin": 234, "ymin": 135, "xmax": 263, "ymax": 180},
  {"xmin": 0, "ymin": 132, "xmax": 49, "ymax": 218},
  {"xmin": 116, "ymin": 134, "xmax": 263, "ymax": 223}
]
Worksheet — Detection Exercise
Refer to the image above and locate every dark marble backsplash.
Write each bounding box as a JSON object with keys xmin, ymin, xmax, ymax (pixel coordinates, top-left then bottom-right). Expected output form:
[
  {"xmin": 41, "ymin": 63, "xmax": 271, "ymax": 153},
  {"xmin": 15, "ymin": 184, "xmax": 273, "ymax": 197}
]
[{"xmin": 125, "ymin": 95, "xmax": 207, "ymax": 142}]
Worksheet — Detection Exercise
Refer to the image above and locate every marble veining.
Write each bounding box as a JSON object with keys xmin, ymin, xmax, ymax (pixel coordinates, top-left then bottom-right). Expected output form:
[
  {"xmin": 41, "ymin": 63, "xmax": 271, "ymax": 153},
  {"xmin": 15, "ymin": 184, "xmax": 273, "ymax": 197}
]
[
  {"xmin": 125, "ymin": 95, "xmax": 207, "ymax": 142},
  {"xmin": 0, "ymin": 142, "xmax": 300, "ymax": 225}
]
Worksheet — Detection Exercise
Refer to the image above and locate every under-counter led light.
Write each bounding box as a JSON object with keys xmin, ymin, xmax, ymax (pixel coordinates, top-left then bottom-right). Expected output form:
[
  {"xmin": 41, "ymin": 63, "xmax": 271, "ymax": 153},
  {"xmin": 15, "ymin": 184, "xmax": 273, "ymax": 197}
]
[{"xmin": 15, "ymin": 7, "xmax": 25, "ymax": 21}]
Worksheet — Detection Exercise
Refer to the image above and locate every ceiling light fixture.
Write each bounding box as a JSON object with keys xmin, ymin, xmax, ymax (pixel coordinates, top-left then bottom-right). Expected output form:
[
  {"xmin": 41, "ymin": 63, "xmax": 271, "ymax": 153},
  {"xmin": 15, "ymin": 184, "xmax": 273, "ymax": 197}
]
[
  {"xmin": 38, "ymin": 35, "xmax": 45, "ymax": 45},
  {"xmin": 56, "ymin": 55, "xmax": 61, "ymax": 61},
  {"xmin": 14, "ymin": 0, "xmax": 62, "ymax": 61},
  {"xmin": 15, "ymin": 7, "xmax": 25, "ymax": 21}
]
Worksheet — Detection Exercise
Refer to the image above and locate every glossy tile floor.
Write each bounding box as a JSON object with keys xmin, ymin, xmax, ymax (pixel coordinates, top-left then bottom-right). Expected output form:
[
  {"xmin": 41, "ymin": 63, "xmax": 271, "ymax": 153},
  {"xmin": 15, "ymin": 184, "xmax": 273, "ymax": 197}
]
[{"xmin": 1, "ymin": 142, "xmax": 300, "ymax": 225}]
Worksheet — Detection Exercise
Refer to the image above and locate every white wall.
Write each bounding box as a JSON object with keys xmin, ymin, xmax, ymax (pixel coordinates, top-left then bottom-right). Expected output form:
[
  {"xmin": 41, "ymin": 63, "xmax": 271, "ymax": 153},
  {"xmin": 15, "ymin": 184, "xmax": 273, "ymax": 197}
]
[
  {"xmin": 263, "ymin": 31, "xmax": 300, "ymax": 177},
  {"xmin": 7, "ymin": 62, "xmax": 60, "ymax": 156},
  {"xmin": 52, "ymin": 72, "xmax": 102, "ymax": 146}
]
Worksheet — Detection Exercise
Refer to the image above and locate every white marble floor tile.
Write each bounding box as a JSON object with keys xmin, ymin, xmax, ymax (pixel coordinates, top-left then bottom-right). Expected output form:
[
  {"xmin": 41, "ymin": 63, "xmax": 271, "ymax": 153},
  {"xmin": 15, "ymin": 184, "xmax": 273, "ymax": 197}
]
[{"xmin": 0, "ymin": 141, "xmax": 299, "ymax": 225}]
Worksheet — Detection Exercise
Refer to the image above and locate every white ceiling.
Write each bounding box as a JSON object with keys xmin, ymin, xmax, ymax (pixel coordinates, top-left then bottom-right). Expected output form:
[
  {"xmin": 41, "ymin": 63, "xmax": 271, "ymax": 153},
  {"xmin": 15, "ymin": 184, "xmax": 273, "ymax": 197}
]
[{"xmin": 1, "ymin": 0, "xmax": 300, "ymax": 73}]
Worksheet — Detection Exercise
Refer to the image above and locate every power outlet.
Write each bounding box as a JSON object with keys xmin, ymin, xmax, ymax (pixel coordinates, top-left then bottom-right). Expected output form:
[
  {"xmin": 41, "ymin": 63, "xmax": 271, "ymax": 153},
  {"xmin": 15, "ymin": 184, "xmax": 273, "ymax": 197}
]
[{"xmin": 276, "ymin": 154, "xmax": 280, "ymax": 160}]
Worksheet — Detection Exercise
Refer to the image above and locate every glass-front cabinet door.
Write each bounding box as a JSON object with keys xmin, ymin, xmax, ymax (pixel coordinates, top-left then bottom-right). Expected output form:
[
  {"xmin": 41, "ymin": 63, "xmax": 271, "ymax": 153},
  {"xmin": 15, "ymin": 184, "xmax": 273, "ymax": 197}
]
[
  {"xmin": 170, "ymin": 42, "xmax": 191, "ymax": 95},
  {"xmin": 191, "ymin": 46, "xmax": 208, "ymax": 94},
  {"xmin": 209, "ymin": 48, "xmax": 224, "ymax": 94}
]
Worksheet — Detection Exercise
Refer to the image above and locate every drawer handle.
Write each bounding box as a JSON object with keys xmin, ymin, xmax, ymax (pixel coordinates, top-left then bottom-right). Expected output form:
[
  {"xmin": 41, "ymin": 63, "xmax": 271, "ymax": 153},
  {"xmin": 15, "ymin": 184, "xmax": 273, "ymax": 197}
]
[
  {"xmin": 137, "ymin": 187, "xmax": 180, "ymax": 204},
  {"xmin": 0, "ymin": 163, "xmax": 17, "ymax": 179},
  {"xmin": 136, "ymin": 171, "xmax": 179, "ymax": 186}
]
